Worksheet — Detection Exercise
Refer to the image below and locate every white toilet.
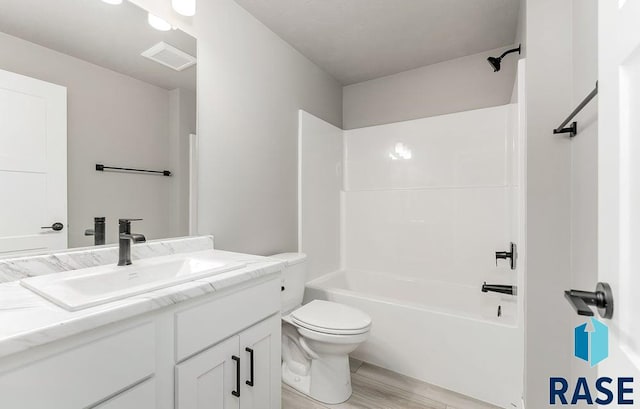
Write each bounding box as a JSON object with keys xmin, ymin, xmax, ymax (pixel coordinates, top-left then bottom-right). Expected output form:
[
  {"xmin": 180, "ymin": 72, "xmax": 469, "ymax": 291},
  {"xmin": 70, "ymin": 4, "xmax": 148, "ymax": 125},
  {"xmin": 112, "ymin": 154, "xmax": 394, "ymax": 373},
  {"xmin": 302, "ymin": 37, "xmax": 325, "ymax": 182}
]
[{"xmin": 271, "ymin": 253, "xmax": 371, "ymax": 404}]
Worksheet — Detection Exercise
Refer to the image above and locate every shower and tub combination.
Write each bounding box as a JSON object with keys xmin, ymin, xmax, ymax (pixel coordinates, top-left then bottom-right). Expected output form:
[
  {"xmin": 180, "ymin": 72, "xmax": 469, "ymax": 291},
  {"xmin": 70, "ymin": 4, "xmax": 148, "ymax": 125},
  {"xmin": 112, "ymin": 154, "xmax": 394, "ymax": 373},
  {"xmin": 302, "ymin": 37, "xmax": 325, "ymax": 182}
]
[{"xmin": 298, "ymin": 72, "xmax": 526, "ymax": 408}]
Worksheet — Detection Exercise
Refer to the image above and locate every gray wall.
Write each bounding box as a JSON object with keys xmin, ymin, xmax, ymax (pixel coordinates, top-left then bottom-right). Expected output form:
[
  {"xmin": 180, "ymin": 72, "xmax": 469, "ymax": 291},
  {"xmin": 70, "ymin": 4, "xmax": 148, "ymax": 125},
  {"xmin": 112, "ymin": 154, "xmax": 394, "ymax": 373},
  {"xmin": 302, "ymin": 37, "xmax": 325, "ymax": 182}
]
[
  {"xmin": 0, "ymin": 31, "xmax": 188, "ymax": 247},
  {"xmin": 342, "ymin": 46, "xmax": 517, "ymax": 129},
  {"xmin": 524, "ymin": 0, "xmax": 574, "ymax": 406},
  {"xmin": 133, "ymin": 0, "xmax": 343, "ymax": 256}
]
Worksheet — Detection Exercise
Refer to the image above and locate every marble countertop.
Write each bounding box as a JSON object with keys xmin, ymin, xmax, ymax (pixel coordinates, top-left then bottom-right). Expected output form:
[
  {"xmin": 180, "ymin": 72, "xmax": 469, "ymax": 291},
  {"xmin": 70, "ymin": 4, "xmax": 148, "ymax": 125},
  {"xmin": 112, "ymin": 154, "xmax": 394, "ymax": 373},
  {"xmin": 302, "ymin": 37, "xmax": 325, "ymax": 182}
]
[{"xmin": 0, "ymin": 249, "xmax": 284, "ymax": 359}]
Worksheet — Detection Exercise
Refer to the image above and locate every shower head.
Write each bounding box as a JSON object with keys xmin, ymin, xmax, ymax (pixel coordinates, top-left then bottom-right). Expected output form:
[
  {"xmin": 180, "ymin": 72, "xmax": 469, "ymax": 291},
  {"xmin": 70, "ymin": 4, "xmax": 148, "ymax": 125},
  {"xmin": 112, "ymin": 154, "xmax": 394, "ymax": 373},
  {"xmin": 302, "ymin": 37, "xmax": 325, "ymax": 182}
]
[
  {"xmin": 487, "ymin": 44, "xmax": 521, "ymax": 72},
  {"xmin": 487, "ymin": 56, "xmax": 502, "ymax": 72}
]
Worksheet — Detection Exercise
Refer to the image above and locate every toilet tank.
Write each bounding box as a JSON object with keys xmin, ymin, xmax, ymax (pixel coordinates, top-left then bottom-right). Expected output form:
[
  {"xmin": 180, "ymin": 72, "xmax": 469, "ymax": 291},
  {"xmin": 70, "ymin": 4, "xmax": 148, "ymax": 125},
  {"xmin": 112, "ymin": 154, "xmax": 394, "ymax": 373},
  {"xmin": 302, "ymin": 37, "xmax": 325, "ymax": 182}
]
[{"xmin": 270, "ymin": 253, "xmax": 307, "ymax": 314}]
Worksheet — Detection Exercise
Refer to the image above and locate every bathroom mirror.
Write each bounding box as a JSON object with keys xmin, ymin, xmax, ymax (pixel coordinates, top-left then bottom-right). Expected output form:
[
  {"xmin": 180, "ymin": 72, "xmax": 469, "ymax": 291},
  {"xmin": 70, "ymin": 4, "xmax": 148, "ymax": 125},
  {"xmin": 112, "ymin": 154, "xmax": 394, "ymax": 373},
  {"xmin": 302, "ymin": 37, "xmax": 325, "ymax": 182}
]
[{"xmin": 0, "ymin": 0, "xmax": 197, "ymax": 254}]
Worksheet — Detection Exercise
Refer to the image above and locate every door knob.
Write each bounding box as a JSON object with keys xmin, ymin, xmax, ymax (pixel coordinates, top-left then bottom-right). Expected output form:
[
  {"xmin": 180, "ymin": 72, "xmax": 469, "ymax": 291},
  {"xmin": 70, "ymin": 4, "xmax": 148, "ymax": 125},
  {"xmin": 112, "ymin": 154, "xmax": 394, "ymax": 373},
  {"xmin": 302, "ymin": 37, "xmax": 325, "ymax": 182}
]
[
  {"xmin": 564, "ymin": 282, "xmax": 614, "ymax": 319},
  {"xmin": 41, "ymin": 222, "xmax": 64, "ymax": 231}
]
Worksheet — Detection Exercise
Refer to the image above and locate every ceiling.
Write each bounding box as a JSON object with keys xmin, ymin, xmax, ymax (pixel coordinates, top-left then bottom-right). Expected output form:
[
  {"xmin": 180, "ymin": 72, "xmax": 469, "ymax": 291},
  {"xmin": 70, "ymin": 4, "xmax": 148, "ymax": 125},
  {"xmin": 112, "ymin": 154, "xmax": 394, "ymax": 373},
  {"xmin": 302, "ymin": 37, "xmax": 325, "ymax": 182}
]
[
  {"xmin": 234, "ymin": 0, "xmax": 520, "ymax": 85},
  {"xmin": 0, "ymin": 0, "xmax": 196, "ymax": 92}
]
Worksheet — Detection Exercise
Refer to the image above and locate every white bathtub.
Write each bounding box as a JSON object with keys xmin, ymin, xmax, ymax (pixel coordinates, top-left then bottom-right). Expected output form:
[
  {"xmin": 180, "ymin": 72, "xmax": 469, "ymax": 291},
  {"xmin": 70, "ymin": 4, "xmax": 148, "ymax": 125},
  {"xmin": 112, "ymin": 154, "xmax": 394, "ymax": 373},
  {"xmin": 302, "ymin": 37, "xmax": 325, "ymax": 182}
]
[{"xmin": 305, "ymin": 269, "xmax": 523, "ymax": 408}]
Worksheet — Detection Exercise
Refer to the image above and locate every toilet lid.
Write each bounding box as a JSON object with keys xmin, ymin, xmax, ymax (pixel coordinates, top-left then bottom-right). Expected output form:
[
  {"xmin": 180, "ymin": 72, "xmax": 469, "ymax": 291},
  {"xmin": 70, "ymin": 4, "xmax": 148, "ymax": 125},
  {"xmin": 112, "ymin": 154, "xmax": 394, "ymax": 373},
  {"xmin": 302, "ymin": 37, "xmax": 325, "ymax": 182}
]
[{"xmin": 291, "ymin": 300, "xmax": 371, "ymax": 335}]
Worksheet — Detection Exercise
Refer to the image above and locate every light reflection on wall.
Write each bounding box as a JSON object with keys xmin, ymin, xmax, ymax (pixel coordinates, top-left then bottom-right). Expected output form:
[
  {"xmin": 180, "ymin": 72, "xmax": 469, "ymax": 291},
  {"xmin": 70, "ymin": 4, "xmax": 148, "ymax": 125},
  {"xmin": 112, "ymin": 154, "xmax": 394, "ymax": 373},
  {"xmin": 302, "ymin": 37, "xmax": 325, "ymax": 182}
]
[{"xmin": 388, "ymin": 142, "xmax": 412, "ymax": 160}]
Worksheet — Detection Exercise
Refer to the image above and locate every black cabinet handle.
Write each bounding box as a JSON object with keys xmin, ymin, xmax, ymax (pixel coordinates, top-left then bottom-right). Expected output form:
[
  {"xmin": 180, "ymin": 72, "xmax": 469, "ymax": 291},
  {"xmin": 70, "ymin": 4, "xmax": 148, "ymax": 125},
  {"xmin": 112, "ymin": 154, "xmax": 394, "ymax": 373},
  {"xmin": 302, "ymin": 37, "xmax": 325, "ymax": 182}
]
[
  {"xmin": 245, "ymin": 347, "xmax": 254, "ymax": 387},
  {"xmin": 231, "ymin": 355, "xmax": 240, "ymax": 397}
]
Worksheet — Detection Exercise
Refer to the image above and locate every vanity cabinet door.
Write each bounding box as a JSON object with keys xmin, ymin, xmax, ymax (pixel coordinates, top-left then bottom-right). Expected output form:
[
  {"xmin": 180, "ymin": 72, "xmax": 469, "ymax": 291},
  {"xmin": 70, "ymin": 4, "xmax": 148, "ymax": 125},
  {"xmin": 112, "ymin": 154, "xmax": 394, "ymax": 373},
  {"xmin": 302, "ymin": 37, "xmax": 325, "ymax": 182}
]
[
  {"xmin": 176, "ymin": 336, "xmax": 241, "ymax": 409},
  {"xmin": 239, "ymin": 315, "xmax": 281, "ymax": 409}
]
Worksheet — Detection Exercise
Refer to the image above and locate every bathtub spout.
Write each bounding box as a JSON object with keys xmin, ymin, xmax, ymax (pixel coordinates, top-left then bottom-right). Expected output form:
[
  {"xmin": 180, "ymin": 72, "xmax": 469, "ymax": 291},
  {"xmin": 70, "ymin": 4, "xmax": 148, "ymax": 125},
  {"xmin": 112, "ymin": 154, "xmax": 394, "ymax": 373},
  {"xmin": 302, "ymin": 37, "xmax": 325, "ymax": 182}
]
[{"xmin": 482, "ymin": 282, "xmax": 517, "ymax": 296}]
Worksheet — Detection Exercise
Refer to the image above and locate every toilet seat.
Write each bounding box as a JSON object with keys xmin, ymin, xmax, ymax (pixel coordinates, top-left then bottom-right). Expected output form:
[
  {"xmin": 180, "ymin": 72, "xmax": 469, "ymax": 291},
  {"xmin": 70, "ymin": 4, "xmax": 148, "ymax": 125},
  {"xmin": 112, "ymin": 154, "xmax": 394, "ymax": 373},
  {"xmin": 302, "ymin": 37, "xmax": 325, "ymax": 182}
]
[{"xmin": 290, "ymin": 300, "xmax": 371, "ymax": 336}]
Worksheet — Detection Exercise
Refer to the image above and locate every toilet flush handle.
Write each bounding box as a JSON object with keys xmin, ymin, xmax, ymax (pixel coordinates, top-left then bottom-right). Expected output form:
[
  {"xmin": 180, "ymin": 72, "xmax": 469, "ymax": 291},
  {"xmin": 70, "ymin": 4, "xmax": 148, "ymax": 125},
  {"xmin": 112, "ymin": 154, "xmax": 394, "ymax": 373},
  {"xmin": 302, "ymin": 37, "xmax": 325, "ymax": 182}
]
[{"xmin": 298, "ymin": 336, "xmax": 320, "ymax": 360}]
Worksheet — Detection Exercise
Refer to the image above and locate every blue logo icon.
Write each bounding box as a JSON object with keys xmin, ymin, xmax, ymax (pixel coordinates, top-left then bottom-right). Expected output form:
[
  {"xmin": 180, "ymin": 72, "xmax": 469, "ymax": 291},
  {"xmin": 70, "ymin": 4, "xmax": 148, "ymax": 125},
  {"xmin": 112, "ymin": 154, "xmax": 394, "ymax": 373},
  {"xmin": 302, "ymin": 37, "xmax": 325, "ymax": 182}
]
[{"xmin": 574, "ymin": 318, "xmax": 608, "ymax": 367}]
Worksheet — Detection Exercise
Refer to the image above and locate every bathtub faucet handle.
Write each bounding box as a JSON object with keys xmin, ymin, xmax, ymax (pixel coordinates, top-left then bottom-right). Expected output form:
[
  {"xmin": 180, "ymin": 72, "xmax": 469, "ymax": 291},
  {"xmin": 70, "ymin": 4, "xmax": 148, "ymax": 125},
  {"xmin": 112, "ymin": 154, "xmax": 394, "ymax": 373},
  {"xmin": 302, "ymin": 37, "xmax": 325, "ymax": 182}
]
[{"xmin": 495, "ymin": 242, "xmax": 517, "ymax": 270}]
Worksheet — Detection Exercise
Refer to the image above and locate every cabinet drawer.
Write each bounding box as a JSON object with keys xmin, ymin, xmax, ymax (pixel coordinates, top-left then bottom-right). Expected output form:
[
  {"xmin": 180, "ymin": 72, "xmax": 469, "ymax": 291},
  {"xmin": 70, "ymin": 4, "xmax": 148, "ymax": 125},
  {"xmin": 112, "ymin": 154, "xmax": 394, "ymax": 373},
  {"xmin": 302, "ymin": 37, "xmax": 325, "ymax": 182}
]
[
  {"xmin": 93, "ymin": 378, "xmax": 156, "ymax": 409},
  {"xmin": 175, "ymin": 278, "xmax": 280, "ymax": 361},
  {"xmin": 0, "ymin": 322, "xmax": 155, "ymax": 409}
]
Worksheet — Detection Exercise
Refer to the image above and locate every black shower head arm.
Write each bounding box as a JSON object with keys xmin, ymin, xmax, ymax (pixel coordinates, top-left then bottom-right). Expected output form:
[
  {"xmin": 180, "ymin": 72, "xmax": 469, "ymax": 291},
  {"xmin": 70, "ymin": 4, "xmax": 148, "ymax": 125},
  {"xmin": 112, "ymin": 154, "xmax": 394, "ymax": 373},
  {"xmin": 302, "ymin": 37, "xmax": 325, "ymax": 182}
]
[{"xmin": 499, "ymin": 44, "xmax": 522, "ymax": 59}]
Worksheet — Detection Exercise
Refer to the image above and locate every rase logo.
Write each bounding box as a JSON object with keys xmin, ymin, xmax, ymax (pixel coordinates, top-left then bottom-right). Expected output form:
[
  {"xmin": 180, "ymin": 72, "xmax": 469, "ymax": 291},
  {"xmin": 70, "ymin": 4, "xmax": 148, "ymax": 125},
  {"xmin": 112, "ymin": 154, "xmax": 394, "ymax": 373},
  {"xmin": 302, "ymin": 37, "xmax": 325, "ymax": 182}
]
[
  {"xmin": 549, "ymin": 318, "xmax": 635, "ymax": 405},
  {"xmin": 574, "ymin": 317, "xmax": 608, "ymax": 367}
]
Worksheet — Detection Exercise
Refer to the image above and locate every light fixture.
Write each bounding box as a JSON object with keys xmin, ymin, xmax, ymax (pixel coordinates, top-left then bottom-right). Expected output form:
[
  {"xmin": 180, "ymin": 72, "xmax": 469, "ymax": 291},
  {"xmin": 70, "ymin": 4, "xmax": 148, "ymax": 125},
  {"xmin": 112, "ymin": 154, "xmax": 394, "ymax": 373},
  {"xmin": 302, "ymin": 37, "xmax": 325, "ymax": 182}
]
[
  {"xmin": 148, "ymin": 13, "xmax": 172, "ymax": 31},
  {"xmin": 101, "ymin": 0, "xmax": 123, "ymax": 4},
  {"xmin": 172, "ymin": 0, "xmax": 196, "ymax": 16}
]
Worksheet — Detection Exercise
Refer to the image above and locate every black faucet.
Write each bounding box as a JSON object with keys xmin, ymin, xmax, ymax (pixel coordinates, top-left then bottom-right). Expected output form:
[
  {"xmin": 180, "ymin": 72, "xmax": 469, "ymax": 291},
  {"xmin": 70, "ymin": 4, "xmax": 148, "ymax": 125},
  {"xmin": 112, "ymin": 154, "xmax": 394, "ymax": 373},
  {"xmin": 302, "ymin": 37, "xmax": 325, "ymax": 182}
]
[
  {"xmin": 482, "ymin": 282, "xmax": 517, "ymax": 296},
  {"xmin": 84, "ymin": 217, "xmax": 106, "ymax": 246},
  {"xmin": 118, "ymin": 219, "xmax": 146, "ymax": 266}
]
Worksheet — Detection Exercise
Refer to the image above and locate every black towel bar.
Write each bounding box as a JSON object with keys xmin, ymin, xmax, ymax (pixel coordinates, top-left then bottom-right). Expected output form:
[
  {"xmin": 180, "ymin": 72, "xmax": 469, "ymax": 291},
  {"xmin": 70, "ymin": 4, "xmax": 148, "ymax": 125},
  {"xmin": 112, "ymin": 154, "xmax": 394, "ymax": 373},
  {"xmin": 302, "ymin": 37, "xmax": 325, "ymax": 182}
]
[
  {"xmin": 96, "ymin": 164, "xmax": 171, "ymax": 176},
  {"xmin": 553, "ymin": 82, "xmax": 598, "ymax": 138}
]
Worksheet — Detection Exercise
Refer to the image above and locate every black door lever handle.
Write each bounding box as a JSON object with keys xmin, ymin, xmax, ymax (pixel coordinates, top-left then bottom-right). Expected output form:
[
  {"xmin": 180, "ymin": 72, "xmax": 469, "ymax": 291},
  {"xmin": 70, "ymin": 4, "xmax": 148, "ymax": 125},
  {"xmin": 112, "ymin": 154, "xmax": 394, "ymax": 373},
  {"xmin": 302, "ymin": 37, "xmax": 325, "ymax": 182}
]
[
  {"xmin": 564, "ymin": 282, "xmax": 613, "ymax": 319},
  {"xmin": 41, "ymin": 222, "xmax": 64, "ymax": 231},
  {"xmin": 564, "ymin": 291, "xmax": 594, "ymax": 316}
]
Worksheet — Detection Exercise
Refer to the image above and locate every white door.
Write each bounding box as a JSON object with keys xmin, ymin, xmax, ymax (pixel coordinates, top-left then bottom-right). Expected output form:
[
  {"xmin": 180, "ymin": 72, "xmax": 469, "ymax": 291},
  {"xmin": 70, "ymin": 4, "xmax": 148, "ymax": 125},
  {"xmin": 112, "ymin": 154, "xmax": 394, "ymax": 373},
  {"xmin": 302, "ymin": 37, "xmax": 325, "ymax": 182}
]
[
  {"xmin": 598, "ymin": 0, "xmax": 640, "ymax": 396},
  {"xmin": 0, "ymin": 69, "xmax": 67, "ymax": 255},
  {"xmin": 176, "ymin": 336, "xmax": 240, "ymax": 409},
  {"xmin": 188, "ymin": 133, "xmax": 198, "ymax": 235},
  {"xmin": 239, "ymin": 315, "xmax": 281, "ymax": 409}
]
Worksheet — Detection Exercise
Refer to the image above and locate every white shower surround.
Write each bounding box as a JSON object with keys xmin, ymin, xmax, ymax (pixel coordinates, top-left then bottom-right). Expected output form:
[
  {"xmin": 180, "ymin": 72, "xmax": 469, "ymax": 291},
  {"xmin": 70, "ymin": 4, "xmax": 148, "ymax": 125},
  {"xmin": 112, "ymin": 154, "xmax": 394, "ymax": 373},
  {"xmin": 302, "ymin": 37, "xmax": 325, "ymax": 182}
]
[{"xmin": 298, "ymin": 102, "xmax": 524, "ymax": 408}]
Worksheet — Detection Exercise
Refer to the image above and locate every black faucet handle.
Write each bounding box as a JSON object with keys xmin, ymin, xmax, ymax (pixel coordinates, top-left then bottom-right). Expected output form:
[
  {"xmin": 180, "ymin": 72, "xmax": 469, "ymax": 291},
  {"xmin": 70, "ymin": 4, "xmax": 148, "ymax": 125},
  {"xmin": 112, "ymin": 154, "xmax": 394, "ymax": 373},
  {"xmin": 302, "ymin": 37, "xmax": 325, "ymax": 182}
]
[
  {"xmin": 495, "ymin": 242, "xmax": 517, "ymax": 270},
  {"xmin": 119, "ymin": 218, "xmax": 143, "ymax": 224},
  {"xmin": 118, "ymin": 219, "xmax": 143, "ymax": 235}
]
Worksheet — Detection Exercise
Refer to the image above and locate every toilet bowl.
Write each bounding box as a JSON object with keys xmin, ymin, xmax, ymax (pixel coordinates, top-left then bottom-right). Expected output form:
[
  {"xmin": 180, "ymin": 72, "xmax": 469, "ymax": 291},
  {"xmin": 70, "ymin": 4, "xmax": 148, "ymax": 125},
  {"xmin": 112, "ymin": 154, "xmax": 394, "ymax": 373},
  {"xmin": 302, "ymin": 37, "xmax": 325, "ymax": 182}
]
[
  {"xmin": 271, "ymin": 253, "xmax": 372, "ymax": 404},
  {"xmin": 282, "ymin": 300, "xmax": 371, "ymax": 404}
]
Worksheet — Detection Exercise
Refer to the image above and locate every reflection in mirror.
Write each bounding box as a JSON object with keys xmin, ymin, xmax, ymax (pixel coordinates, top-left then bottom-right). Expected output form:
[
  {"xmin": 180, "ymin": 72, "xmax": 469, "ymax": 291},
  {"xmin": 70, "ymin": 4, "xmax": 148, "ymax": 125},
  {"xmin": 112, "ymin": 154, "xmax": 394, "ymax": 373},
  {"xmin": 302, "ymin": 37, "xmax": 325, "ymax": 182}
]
[{"xmin": 0, "ymin": 0, "xmax": 196, "ymax": 255}]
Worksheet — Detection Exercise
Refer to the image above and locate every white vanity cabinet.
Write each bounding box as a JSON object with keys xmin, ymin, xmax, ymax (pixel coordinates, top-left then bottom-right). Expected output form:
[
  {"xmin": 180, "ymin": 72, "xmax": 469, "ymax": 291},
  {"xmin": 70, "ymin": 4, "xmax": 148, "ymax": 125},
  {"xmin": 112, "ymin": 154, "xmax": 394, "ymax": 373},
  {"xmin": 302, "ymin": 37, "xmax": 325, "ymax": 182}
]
[
  {"xmin": 0, "ymin": 274, "xmax": 282, "ymax": 409},
  {"xmin": 239, "ymin": 315, "xmax": 281, "ymax": 409},
  {"xmin": 94, "ymin": 378, "xmax": 156, "ymax": 409},
  {"xmin": 176, "ymin": 336, "xmax": 240, "ymax": 409},
  {"xmin": 0, "ymin": 321, "xmax": 156, "ymax": 409},
  {"xmin": 176, "ymin": 315, "xmax": 281, "ymax": 409}
]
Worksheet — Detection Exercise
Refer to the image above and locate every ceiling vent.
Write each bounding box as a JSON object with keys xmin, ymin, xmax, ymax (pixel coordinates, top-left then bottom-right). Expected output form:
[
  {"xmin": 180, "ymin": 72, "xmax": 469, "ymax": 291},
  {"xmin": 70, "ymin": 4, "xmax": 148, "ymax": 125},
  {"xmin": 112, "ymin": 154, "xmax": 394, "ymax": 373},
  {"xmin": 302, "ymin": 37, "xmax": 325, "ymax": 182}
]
[{"xmin": 141, "ymin": 41, "xmax": 196, "ymax": 71}]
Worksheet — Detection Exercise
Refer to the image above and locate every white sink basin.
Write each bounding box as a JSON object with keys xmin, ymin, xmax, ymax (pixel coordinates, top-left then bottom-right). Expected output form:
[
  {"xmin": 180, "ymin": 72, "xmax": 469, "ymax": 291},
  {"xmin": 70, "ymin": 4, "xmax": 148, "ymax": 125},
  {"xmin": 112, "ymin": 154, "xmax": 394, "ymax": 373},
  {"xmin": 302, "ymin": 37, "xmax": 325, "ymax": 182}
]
[{"xmin": 20, "ymin": 252, "xmax": 246, "ymax": 311}]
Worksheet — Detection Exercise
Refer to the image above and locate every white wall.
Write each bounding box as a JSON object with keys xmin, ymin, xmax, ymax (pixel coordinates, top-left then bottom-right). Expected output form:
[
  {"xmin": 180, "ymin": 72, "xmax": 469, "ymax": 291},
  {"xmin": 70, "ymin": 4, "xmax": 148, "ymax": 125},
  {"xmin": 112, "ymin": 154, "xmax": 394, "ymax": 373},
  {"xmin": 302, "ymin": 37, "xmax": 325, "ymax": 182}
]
[
  {"xmin": 342, "ymin": 46, "xmax": 518, "ymax": 130},
  {"xmin": 298, "ymin": 111, "xmax": 343, "ymax": 281},
  {"xmin": 570, "ymin": 0, "xmax": 598, "ymax": 385},
  {"xmin": 0, "ymin": 31, "xmax": 187, "ymax": 247},
  {"xmin": 129, "ymin": 0, "xmax": 343, "ymax": 256},
  {"xmin": 195, "ymin": 0, "xmax": 342, "ymax": 256},
  {"xmin": 343, "ymin": 106, "xmax": 517, "ymax": 290},
  {"xmin": 524, "ymin": 0, "xmax": 574, "ymax": 407}
]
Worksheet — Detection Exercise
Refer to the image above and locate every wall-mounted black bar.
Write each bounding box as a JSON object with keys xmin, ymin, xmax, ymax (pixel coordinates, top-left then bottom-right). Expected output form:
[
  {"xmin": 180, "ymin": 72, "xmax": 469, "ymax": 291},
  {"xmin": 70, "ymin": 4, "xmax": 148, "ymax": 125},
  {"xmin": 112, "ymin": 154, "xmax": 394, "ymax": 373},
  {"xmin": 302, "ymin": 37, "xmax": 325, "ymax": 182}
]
[
  {"xmin": 96, "ymin": 164, "xmax": 171, "ymax": 176},
  {"xmin": 553, "ymin": 82, "xmax": 598, "ymax": 138}
]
